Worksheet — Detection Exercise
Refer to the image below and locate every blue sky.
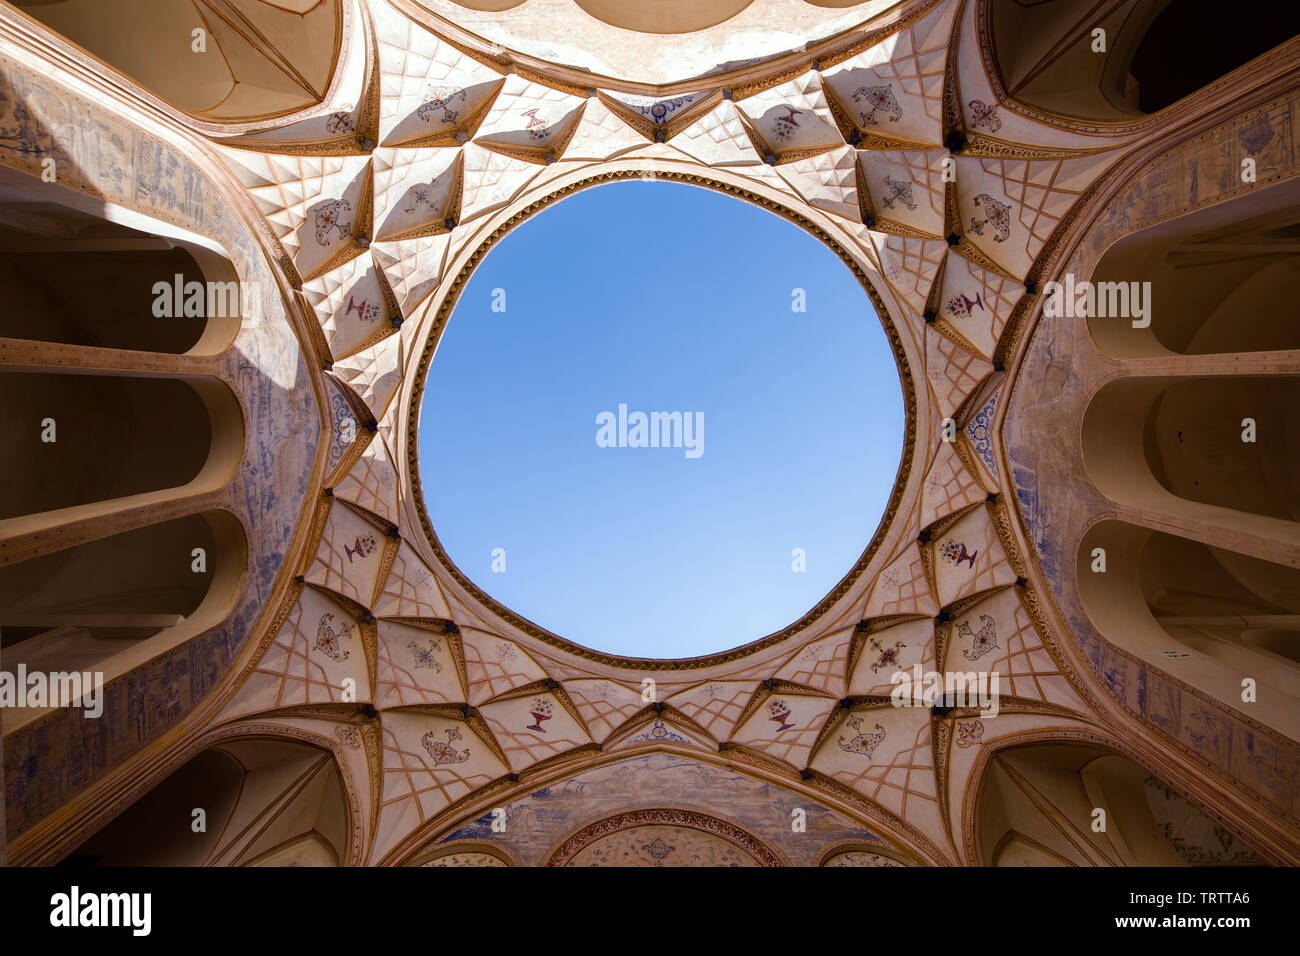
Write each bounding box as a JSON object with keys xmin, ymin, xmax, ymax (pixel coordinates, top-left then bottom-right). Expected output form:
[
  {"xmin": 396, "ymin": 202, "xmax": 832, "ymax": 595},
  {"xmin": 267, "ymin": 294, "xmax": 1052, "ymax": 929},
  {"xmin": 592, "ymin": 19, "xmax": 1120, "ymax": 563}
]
[{"xmin": 420, "ymin": 180, "xmax": 904, "ymax": 659}]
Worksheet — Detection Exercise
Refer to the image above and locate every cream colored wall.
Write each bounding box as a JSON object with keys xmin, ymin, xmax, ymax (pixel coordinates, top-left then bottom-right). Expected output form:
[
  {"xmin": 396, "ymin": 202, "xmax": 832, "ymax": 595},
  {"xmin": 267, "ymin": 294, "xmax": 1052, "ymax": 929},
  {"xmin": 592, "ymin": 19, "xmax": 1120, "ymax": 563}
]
[{"xmin": 11, "ymin": 0, "xmax": 341, "ymax": 120}]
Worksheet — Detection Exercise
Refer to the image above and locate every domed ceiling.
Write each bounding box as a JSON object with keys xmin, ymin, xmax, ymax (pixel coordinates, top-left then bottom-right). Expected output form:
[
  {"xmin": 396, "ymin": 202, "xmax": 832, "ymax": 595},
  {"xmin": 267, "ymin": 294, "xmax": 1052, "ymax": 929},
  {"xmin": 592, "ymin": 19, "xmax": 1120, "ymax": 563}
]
[{"xmin": 1, "ymin": 0, "xmax": 1296, "ymax": 867}]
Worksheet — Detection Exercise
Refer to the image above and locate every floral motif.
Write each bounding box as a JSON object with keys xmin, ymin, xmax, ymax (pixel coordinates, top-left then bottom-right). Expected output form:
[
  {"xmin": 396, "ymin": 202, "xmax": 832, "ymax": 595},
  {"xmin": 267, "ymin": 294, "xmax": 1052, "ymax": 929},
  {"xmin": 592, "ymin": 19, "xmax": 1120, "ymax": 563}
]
[
  {"xmin": 869, "ymin": 637, "xmax": 906, "ymax": 674},
  {"xmin": 422, "ymin": 726, "xmax": 471, "ymax": 765},
  {"xmin": 334, "ymin": 725, "xmax": 362, "ymax": 750},
  {"xmin": 409, "ymin": 638, "xmax": 443, "ymax": 672},
  {"xmin": 418, "ymin": 85, "xmax": 466, "ymax": 125},
  {"xmin": 969, "ymin": 193, "xmax": 1011, "ymax": 242},
  {"xmin": 771, "ymin": 106, "xmax": 803, "ymax": 142},
  {"xmin": 521, "ymin": 108, "xmax": 551, "ymax": 142},
  {"xmin": 946, "ymin": 292, "xmax": 986, "ymax": 319},
  {"xmin": 965, "ymin": 390, "xmax": 999, "ymax": 472},
  {"xmin": 838, "ymin": 715, "xmax": 886, "ymax": 757},
  {"xmin": 940, "ymin": 540, "xmax": 978, "ymax": 569},
  {"xmin": 882, "ymin": 174, "xmax": 918, "ymax": 211},
  {"xmin": 955, "ymin": 719, "xmax": 984, "ymax": 748},
  {"xmin": 958, "ymin": 614, "xmax": 998, "ymax": 662},
  {"xmin": 641, "ymin": 837, "xmax": 675, "ymax": 862},
  {"xmin": 325, "ymin": 110, "xmax": 355, "ymax": 134},
  {"xmin": 968, "ymin": 99, "xmax": 1002, "ymax": 133},
  {"xmin": 630, "ymin": 718, "xmax": 687, "ymax": 744},
  {"xmin": 345, "ymin": 295, "xmax": 381, "ymax": 323},
  {"xmin": 852, "ymin": 84, "xmax": 902, "ymax": 126},
  {"xmin": 314, "ymin": 612, "xmax": 352, "ymax": 663},
  {"xmin": 767, "ymin": 698, "xmax": 795, "ymax": 732},
  {"xmin": 526, "ymin": 697, "xmax": 553, "ymax": 733},
  {"xmin": 345, "ymin": 534, "xmax": 377, "ymax": 564},
  {"xmin": 313, "ymin": 198, "xmax": 353, "ymax": 245},
  {"xmin": 636, "ymin": 96, "xmax": 693, "ymax": 124}
]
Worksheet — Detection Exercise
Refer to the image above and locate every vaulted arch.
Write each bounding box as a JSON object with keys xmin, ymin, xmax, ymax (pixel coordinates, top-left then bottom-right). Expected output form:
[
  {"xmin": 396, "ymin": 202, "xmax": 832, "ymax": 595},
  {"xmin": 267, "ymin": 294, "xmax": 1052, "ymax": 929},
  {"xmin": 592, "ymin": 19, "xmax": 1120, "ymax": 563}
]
[
  {"xmin": 974, "ymin": 740, "xmax": 1265, "ymax": 866},
  {"xmin": 10, "ymin": 0, "xmax": 346, "ymax": 122}
]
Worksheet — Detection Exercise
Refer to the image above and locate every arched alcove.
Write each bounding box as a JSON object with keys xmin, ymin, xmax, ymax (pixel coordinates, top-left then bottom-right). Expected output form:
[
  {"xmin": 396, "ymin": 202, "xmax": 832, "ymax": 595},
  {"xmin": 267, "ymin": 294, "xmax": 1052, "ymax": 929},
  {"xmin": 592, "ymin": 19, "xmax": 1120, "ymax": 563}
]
[
  {"xmin": 0, "ymin": 510, "xmax": 248, "ymax": 716},
  {"xmin": 1082, "ymin": 375, "xmax": 1300, "ymax": 524},
  {"xmin": 1128, "ymin": 1, "xmax": 1300, "ymax": 113},
  {"xmin": 988, "ymin": 0, "xmax": 1300, "ymax": 123},
  {"xmin": 1081, "ymin": 377, "xmax": 1300, "ymax": 560},
  {"xmin": 0, "ymin": 166, "xmax": 245, "ymax": 355},
  {"xmin": 0, "ymin": 373, "xmax": 245, "ymax": 520},
  {"xmin": 1086, "ymin": 178, "xmax": 1300, "ymax": 358},
  {"xmin": 61, "ymin": 738, "xmax": 349, "ymax": 866},
  {"xmin": 974, "ymin": 740, "xmax": 1264, "ymax": 865},
  {"xmin": 1078, "ymin": 520, "xmax": 1300, "ymax": 735}
]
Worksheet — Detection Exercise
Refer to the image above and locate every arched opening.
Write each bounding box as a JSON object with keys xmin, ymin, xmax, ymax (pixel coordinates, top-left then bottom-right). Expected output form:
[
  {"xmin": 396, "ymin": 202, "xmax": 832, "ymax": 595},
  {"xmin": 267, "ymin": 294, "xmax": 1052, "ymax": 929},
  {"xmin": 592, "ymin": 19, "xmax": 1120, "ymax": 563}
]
[
  {"xmin": 1087, "ymin": 179, "xmax": 1300, "ymax": 358},
  {"xmin": 418, "ymin": 180, "xmax": 905, "ymax": 659},
  {"xmin": 988, "ymin": 0, "xmax": 1300, "ymax": 123},
  {"xmin": 1083, "ymin": 375, "xmax": 1300, "ymax": 524},
  {"xmin": 0, "ymin": 510, "xmax": 248, "ymax": 725},
  {"xmin": 0, "ymin": 373, "xmax": 245, "ymax": 520},
  {"xmin": 11, "ymin": 0, "xmax": 345, "ymax": 122},
  {"xmin": 60, "ymin": 738, "xmax": 349, "ymax": 866},
  {"xmin": 0, "ymin": 166, "xmax": 245, "ymax": 355},
  {"xmin": 974, "ymin": 740, "xmax": 1264, "ymax": 865},
  {"xmin": 1128, "ymin": 1, "xmax": 1300, "ymax": 113},
  {"xmin": 1079, "ymin": 521, "xmax": 1300, "ymax": 714},
  {"xmin": 1081, "ymin": 376, "xmax": 1300, "ymax": 559}
]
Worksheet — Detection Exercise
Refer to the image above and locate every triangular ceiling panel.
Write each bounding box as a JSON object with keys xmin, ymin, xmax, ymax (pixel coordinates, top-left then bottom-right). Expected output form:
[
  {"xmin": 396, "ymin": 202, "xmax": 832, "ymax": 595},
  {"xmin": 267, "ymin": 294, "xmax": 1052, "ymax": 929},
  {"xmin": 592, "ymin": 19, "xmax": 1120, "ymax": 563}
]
[
  {"xmin": 374, "ymin": 539, "xmax": 452, "ymax": 619},
  {"xmin": 478, "ymin": 690, "xmax": 593, "ymax": 773},
  {"xmin": 460, "ymin": 629, "xmax": 549, "ymax": 704},
  {"xmin": 374, "ymin": 710, "xmax": 507, "ymax": 862},
  {"xmin": 373, "ymin": 0, "xmax": 504, "ymax": 146},
  {"xmin": 370, "ymin": 232, "xmax": 452, "ymax": 317},
  {"xmin": 929, "ymin": 505, "xmax": 1018, "ymax": 607},
  {"xmin": 820, "ymin": 0, "xmax": 957, "ymax": 148},
  {"xmin": 863, "ymin": 542, "xmax": 938, "ymax": 618},
  {"xmin": 776, "ymin": 144, "xmax": 861, "ymax": 221},
  {"xmin": 473, "ymin": 74, "xmax": 586, "ymax": 162},
  {"xmin": 334, "ymin": 431, "xmax": 400, "ymax": 526},
  {"xmin": 736, "ymin": 72, "xmax": 842, "ymax": 162},
  {"xmin": 304, "ymin": 499, "xmax": 388, "ymax": 607},
  {"xmin": 303, "ymin": 252, "xmax": 396, "ymax": 359},
  {"xmin": 375, "ymin": 619, "xmax": 466, "ymax": 707},
  {"xmin": 221, "ymin": 585, "xmax": 370, "ymax": 720},
  {"xmin": 670, "ymin": 99, "xmax": 763, "ymax": 167},
  {"xmin": 332, "ymin": 330, "xmax": 404, "ymax": 421},
  {"xmin": 847, "ymin": 617, "xmax": 936, "ymax": 698},
  {"xmin": 858, "ymin": 148, "xmax": 947, "ymax": 237},
  {"xmin": 372, "ymin": 146, "xmax": 462, "ymax": 241}
]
